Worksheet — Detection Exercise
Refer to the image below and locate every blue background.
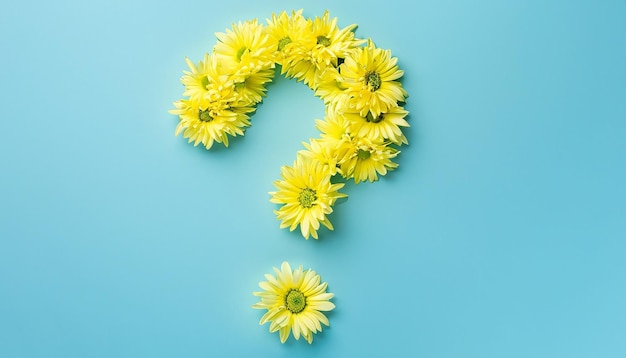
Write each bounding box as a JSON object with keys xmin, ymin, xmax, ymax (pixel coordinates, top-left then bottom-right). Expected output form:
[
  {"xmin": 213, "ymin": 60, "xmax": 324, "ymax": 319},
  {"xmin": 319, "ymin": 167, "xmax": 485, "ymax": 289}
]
[{"xmin": 1, "ymin": 0, "xmax": 625, "ymax": 357}]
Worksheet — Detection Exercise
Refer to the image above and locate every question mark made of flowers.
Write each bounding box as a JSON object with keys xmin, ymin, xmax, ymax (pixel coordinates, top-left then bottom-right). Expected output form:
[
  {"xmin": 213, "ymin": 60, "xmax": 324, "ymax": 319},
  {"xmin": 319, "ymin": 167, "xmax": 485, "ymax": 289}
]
[{"xmin": 170, "ymin": 9, "xmax": 409, "ymax": 344}]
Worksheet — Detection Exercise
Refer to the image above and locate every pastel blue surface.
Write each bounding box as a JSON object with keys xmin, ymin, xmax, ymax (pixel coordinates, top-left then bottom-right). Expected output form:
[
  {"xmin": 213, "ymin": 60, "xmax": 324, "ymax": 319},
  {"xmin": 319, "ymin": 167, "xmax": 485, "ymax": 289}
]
[{"xmin": 1, "ymin": 0, "xmax": 625, "ymax": 357}]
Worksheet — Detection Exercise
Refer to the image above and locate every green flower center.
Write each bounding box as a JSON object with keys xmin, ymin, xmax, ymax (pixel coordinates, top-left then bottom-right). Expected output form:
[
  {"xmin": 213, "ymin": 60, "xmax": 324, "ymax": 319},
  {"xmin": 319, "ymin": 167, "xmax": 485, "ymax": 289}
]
[
  {"xmin": 285, "ymin": 289, "xmax": 306, "ymax": 313},
  {"xmin": 298, "ymin": 188, "xmax": 317, "ymax": 208},
  {"xmin": 236, "ymin": 47, "xmax": 248, "ymax": 61},
  {"xmin": 365, "ymin": 71, "xmax": 381, "ymax": 91},
  {"xmin": 200, "ymin": 76, "xmax": 209, "ymax": 89},
  {"xmin": 366, "ymin": 112, "xmax": 384, "ymax": 123},
  {"xmin": 198, "ymin": 109, "xmax": 213, "ymax": 122},
  {"xmin": 278, "ymin": 37, "xmax": 292, "ymax": 51},
  {"xmin": 357, "ymin": 149, "xmax": 371, "ymax": 160},
  {"xmin": 316, "ymin": 35, "xmax": 331, "ymax": 47},
  {"xmin": 234, "ymin": 81, "xmax": 246, "ymax": 91}
]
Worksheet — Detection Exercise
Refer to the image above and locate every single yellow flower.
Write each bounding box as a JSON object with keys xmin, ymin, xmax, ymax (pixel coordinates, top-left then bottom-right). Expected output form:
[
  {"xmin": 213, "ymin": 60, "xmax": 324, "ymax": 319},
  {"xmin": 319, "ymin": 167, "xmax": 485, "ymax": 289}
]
[
  {"xmin": 309, "ymin": 11, "xmax": 364, "ymax": 76},
  {"xmin": 169, "ymin": 98, "xmax": 251, "ymax": 149},
  {"xmin": 179, "ymin": 53, "xmax": 235, "ymax": 111},
  {"xmin": 314, "ymin": 66, "xmax": 348, "ymax": 109},
  {"xmin": 315, "ymin": 106, "xmax": 350, "ymax": 141},
  {"xmin": 281, "ymin": 54, "xmax": 319, "ymax": 89},
  {"xmin": 302, "ymin": 110, "xmax": 356, "ymax": 176},
  {"xmin": 344, "ymin": 105, "xmax": 410, "ymax": 145},
  {"xmin": 340, "ymin": 137, "xmax": 399, "ymax": 183},
  {"xmin": 269, "ymin": 155, "xmax": 346, "ymax": 239},
  {"xmin": 214, "ymin": 19, "xmax": 274, "ymax": 77},
  {"xmin": 232, "ymin": 67, "xmax": 275, "ymax": 107},
  {"xmin": 299, "ymin": 138, "xmax": 344, "ymax": 177},
  {"xmin": 180, "ymin": 54, "xmax": 212, "ymax": 106},
  {"xmin": 252, "ymin": 262, "xmax": 335, "ymax": 344},
  {"xmin": 265, "ymin": 10, "xmax": 316, "ymax": 77},
  {"xmin": 340, "ymin": 40, "xmax": 408, "ymax": 117}
]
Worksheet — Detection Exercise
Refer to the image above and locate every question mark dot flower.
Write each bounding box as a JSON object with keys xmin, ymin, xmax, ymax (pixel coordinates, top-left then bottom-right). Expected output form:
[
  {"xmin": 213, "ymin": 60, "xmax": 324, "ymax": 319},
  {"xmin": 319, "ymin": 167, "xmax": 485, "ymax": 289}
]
[
  {"xmin": 270, "ymin": 156, "xmax": 347, "ymax": 239},
  {"xmin": 253, "ymin": 262, "xmax": 335, "ymax": 344}
]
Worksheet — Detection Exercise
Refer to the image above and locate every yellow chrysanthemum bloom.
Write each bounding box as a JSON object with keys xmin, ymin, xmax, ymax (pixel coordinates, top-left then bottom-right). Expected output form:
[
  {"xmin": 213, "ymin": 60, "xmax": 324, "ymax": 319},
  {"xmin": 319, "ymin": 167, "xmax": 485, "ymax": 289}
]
[
  {"xmin": 252, "ymin": 261, "xmax": 335, "ymax": 344},
  {"xmin": 265, "ymin": 10, "xmax": 316, "ymax": 78},
  {"xmin": 340, "ymin": 137, "xmax": 399, "ymax": 184},
  {"xmin": 314, "ymin": 66, "xmax": 347, "ymax": 109},
  {"xmin": 308, "ymin": 11, "xmax": 365, "ymax": 84},
  {"xmin": 232, "ymin": 67, "xmax": 275, "ymax": 107},
  {"xmin": 340, "ymin": 40, "xmax": 408, "ymax": 117},
  {"xmin": 344, "ymin": 105, "xmax": 410, "ymax": 145},
  {"xmin": 214, "ymin": 19, "xmax": 274, "ymax": 77},
  {"xmin": 170, "ymin": 98, "xmax": 252, "ymax": 149},
  {"xmin": 279, "ymin": 11, "xmax": 364, "ymax": 89},
  {"xmin": 172, "ymin": 52, "xmax": 259, "ymax": 148},
  {"xmin": 299, "ymin": 139, "xmax": 344, "ymax": 177},
  {"xmin": 179, "ymin": 53, "xmax": 234, "ymax": 110},
  {"xmin": 305, "ymin": 109, "xmax": 357, "ymax": 175},
  {"xmin": 269, "ymin": 155, "xmax": 346, "ymax": 239},
  {"xmin": 315, "ymin": 107, "xmax": 350, "ymax": 141},
  {"xmin": 180, "ymin": 54, "xmax": 211, "ymax": 106}
]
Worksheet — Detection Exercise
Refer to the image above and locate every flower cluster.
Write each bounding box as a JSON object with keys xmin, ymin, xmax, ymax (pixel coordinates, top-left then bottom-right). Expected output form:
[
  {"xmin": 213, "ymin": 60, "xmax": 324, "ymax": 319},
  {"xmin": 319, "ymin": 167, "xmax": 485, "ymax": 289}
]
[
  {"xmin": 171, "ymin": 9, "xmax": 408, "ymax": 345},
  {"xmin": 266, "ymin": 11, "xmax": 409, "ymax": 240},
  {"xmin": 169, "ymin": 19, "xmax": 275, "ymax": 148},
  {"xmin": 170, "ymin": 10, "xmax": 409, "ymax": 240}
]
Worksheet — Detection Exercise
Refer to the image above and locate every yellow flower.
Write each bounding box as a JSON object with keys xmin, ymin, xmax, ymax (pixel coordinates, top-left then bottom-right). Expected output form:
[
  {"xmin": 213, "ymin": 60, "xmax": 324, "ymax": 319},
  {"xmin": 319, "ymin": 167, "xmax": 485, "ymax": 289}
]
[
  {"xmin": 265, "ymin": 10, "xmax": 316, "ymax": 78},
  {"xmin": 302, "ymin": 109, "xmax": 356, "ymax": 176},
  {"xmin": 314, "ymin": 66, "xmax": 347, "ymax": 109},
  {"xmin": 308, "ymin": 11, "xmax": 364, "ymax": 75},
  {"xmin": 344, "ymin": 105, "xmax": 410, "ymax": 145},
  {"xmin": 169, "ymin": 98, "xmax": 251, "ymax": 149},
  {"xmin": 252, "ymin": 262, "xmax": 335, "ymax": 344},
  {"xmin": 172, "ymin": 52, "xmax": 260, "ymax": 149},
  {"xmin": 214, "ymin": 19, "xmax": 274, "ymax": 77},
  {"xmin": 269, "ymin": 155, "xmax": 346, "ymax": 239},
  {"xmin": 340, "ymin": 137, "xmax": 399, "ymax": 183},
  {"xmin": 340, "ymin": 40, "xmax": 408, "ymax": 117},
  {"xmin": 315, "ymin": 106, "xmax": 350, "ymax": 141},
  {"xmin": 278, "ymin": 11, "xmax": 364, "ymax": 89},
  {"xmin": 179, "ymin": 53, "xmax": 234, "ymax": 111},
  {"xmin": 232, "ymin": 67, "xmax": 275, "ymax": 107},
  {"xmin": 180, "ymin": 54, "xmax": 211, "ymax": 106},
  {"xmin": 299, "ymin": 138, "xmax": 344, "ymax": 177}
]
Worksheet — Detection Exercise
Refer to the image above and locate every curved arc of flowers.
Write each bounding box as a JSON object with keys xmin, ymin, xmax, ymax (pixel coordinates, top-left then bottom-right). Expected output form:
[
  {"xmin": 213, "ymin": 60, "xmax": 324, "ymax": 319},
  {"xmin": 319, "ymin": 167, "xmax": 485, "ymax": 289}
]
[{"xmin": 170, "ymin": 9, "xmax": 410, "ymax": 239}]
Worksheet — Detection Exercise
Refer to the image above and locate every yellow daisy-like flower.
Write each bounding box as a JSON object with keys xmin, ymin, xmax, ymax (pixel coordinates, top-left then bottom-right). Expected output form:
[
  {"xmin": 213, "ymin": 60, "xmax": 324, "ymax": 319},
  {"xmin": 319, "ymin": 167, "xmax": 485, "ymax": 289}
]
[
  {"xmin": 169, "ymin": 98, "xmax": 252, "ymax": 149},
  {"xmin": 265, "ymin": 10, "xmax": 316, "ymax": 77},
  {"xmin": 315, "ymin": 107, "xmax": 350, "ymax": 141},
  {"xmin": 180, "ymin": 54, "xmax": 211, "ymax": 106},
  {"xmin": 340, "ymin": 40, "xmax": 408, "ymax": 117},
  {"xmin": 280, "ymin": 11, "xmax": 364, "ymax": 89},
  {"xmin": 309, "ymin": 11, "xmax": 364, "ymax": 73},
  {"xmin": 340, "ymin": 137, "xmax": 399, "ymax": 184},
  {"xmin": 344, "ymin": 105, "xmax": 410, "ymax": 145},
  {"xmin": 172, "ymin": 52, "xmax": 259, "ymax": 149},
  {"xmin": 232, "ymin": 67, "xmax": 275, "ymax": 107},
  {"xmin": 252, "ymin": 261, "xmax": 335, "ymax": 344},
  {"xmin": 270, "ymin": 155, "xmax": 346, "ymax": 239},
  {"xmin": 314, "ymin": 66, "xmax": 347, "ymax": 109},
  {"xmin": 179, "ymin": 53, "xmax": 234, "ymax": 111},
  {"xmin": 299, "ymin": 138, "xmax": 344, "ymax": 177},
  {"xmin": 214, "ymin": 19, "xmax": 274, "ymax": 77}
]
